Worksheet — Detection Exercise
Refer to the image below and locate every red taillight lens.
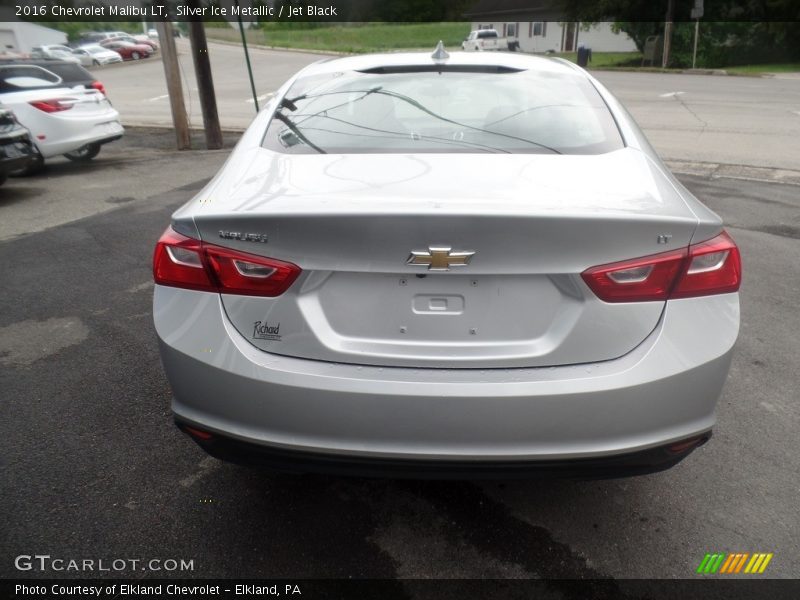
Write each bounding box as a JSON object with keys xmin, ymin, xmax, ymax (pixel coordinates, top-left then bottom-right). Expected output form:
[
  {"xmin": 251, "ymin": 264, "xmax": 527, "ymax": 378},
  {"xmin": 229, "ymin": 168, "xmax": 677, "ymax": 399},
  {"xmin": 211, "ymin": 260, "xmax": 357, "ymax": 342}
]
[
  {"xmin": 153, "ymin": 228, "xmax": 301, "ymax": 297},
  {"xmin": 581, "ymin": 247, "xmax": 687, "ymax": 302},
  {"xmin": 153, "ymin": 228, "xmax": 214, "ymax": 292},
  {"xmin": 29, "ymin": 99, "xmax": 74, "ymax": 113},
  {"xmin": 581, "ymin": 231, "xmax": 741, "ymax": 303},
  {"xmin": 671, "ymin": 231, "xmax": 741, "ymax": 298},
  {"xmin": 91, "ymin": 81, "xmax": 106, "ymax": 95}
]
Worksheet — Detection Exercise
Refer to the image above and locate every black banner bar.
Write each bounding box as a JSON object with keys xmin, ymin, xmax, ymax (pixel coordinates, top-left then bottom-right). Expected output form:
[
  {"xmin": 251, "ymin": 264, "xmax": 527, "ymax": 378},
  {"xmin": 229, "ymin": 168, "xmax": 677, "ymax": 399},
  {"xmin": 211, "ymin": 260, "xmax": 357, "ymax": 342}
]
[
  {"xmin": 6, "ymin": 0, "xmax": 800, "ymax": 23},
  {"xmin": 4, "ymin": 579, "xmax": 800, "ymax": 600}
]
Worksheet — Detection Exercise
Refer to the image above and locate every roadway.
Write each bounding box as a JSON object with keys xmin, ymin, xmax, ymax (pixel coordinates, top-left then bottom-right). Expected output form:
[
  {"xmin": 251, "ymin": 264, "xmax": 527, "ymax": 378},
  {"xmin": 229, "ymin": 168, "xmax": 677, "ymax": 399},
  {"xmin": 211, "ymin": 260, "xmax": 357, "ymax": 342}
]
[{"xmin": 94, "ymin": 39, "xmax": 800, "ymax": 171}]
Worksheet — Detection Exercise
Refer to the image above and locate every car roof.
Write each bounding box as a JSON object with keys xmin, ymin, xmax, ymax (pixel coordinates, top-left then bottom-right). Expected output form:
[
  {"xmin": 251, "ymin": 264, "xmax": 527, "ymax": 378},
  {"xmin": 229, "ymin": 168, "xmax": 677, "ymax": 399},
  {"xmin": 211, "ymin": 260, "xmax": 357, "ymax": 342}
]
[
  {"xmin": 0, "ymin": 59, "xmax": 95, "ymax": 82},
  {"xmin": 299, "ymin": 51, "xmax": 580, "ymax": 78}
]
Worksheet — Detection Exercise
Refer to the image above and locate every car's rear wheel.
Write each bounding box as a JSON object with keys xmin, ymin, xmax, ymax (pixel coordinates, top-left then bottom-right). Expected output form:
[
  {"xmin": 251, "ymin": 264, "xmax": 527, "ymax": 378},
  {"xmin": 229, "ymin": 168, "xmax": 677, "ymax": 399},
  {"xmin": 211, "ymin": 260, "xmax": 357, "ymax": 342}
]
[
  {"xmin": 131, "ymin": 51, "xmax": 141, "ymax": 60},
  {"xmin": 92, "ymin": 59, "xmax": 99, "ymax": 66},
  {"xmin": 0, "ymin": 174, "xmax": 7, "ymax": 186},
  {"xmin": 64, "ymin": 143, "xmax": 101, "ymax": 162}
]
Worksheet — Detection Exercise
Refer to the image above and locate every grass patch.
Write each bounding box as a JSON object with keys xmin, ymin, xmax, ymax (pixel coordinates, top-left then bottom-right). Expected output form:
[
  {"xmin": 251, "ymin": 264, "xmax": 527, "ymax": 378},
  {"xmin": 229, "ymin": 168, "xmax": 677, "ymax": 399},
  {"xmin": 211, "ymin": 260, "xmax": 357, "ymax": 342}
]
[
  {"xmin": 206, "ymin": 23, "xmax": 470, "ymax": 54},
  {"xmin": 725, "ymin": 63, "xmax": 800, "ymax": 74},
  {"xmin": 553, "ymin": 51, "xmax": 642, "ymax": 68}
]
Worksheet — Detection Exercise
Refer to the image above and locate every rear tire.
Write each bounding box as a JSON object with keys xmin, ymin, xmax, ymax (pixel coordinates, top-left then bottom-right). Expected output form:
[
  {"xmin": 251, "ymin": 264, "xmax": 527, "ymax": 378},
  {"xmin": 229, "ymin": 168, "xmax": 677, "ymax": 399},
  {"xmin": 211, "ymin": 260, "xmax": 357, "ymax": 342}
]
[
  {"xmin": 131, "ymin": 51, "xmax": 141, "ymax": 60},
  {"xmin": 12, "ymin": 151, "xmax": 44, "ymax": 176},
  {"xmin": 0, "ymin": 174, "xmax": 7, "ymax": 186},
  {"xmin": 64, "ymin": 143, "xmax": 101, "ymax": 162},
  {"xmin": 92, "ymin": 59, "xmax": 99, "ymax": 66}
]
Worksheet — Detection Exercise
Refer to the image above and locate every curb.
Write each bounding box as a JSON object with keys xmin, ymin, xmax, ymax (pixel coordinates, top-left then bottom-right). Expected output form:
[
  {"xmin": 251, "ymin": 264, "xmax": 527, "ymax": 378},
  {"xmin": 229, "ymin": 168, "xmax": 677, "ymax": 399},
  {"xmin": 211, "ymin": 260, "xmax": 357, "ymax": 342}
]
[{"xmin": 665, "ymin": 159, "xmax": 800, "ymax": 186}]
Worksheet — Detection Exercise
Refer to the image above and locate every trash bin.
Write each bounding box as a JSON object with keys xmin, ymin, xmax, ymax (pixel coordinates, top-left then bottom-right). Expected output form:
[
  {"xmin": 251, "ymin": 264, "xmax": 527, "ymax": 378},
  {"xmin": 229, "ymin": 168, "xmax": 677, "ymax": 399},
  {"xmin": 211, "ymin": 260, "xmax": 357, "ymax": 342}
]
[{"xmin": 576, "ymin": 45, "xmax": 592, "ymax": 67}]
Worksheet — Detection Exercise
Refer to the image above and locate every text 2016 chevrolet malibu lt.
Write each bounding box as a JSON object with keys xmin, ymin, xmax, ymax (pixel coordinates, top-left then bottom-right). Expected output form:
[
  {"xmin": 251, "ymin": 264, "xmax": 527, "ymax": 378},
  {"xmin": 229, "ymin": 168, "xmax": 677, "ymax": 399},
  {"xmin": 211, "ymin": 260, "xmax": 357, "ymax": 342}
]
[{"xmin": 152, "ymin": 48, "xmax": 740, "ymax": 478}]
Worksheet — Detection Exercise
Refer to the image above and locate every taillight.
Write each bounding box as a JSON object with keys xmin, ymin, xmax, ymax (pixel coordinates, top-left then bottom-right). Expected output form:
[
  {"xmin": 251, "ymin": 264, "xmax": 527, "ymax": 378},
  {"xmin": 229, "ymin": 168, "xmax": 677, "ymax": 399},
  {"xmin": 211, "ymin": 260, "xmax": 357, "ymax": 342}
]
[
  {"xmin": 153, "ymin": 228, "xmax": 301, "ymax": 297},
  {"xmin": 671, "ymin": 231, "xmax": 741, "ymax": 298},
  {"xmin": 91, "ymin": 81, "xmax": 106, "ymax": 95},
  {"xmin": 29, "ymin": 99, "xmax": 74, "ymax": 113},
  {"xmin": 581, "ymin": 231, "xmax": 741, "ymax": 302}
]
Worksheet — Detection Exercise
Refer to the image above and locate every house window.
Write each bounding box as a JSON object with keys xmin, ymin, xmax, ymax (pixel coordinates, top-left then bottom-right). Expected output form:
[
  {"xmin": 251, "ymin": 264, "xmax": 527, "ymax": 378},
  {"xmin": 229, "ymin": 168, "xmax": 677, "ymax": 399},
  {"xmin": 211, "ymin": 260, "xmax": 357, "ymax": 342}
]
[
  {"xmin": 506, "ymin": 23, "xmax": 517, "ymax": 37},
  {"xmin": 533, "ymin": 22, "xmax": 546, "ymax": 37}
]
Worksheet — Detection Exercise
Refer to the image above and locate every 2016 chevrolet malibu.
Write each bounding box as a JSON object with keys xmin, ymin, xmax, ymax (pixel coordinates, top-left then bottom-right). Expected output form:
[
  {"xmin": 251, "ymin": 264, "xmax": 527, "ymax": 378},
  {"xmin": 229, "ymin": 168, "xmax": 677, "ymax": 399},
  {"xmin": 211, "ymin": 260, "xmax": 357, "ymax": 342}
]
[{"xmin": 152, "ymin": 48, "xmax": 740, "ymax": 478}]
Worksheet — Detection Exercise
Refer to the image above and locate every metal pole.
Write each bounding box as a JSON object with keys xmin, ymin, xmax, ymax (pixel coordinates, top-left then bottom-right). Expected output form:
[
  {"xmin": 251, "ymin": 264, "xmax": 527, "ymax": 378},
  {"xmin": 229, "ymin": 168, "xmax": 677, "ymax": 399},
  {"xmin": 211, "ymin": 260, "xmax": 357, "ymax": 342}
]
[
  {"xmin": 233, "ymin": 0, "xmax": 260, "ymax": 112},
  {"xmin": 156, "ymin": 21, "xmax": 191, "ymax": 150},
  {"xmin": 692, "ymin": 19, "xmax": 700, "ymax": 69}
]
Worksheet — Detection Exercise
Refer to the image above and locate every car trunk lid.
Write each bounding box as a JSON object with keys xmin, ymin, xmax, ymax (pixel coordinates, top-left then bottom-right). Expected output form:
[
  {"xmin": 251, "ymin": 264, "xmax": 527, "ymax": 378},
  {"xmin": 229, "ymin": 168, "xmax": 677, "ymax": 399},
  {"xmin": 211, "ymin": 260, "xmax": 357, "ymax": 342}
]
[{"xmin": 184, "ymin": 148, "xmax": 699, "ymax": 368}]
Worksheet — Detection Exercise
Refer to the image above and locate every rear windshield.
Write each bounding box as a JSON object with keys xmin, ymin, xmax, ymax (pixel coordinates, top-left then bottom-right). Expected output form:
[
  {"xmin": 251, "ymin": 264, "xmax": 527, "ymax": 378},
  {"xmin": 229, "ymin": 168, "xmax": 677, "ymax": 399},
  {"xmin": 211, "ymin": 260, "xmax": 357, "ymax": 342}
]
[
  {"xmin": 477, "ymin": 30, "xmax": 498, "ymax": 39},
  {"xmin": 263, "ymin": 67, "xmax": 624, "ymax": 155},
  {"xmin": 33, "ymin": 62, "xmax": 92, "ymax": 83},
  {"xmin": 0, "ymin": 65, "xmax": 61, "ymax": 93}
]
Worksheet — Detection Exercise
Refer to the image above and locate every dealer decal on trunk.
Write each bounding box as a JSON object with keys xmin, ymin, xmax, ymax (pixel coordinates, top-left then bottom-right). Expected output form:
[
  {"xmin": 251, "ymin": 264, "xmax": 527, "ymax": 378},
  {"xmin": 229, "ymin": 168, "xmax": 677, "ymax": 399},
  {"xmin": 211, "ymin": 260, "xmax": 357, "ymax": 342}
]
[{"xmin": 253, "ymin": 321, "xmax": 281, "ymax": 341}]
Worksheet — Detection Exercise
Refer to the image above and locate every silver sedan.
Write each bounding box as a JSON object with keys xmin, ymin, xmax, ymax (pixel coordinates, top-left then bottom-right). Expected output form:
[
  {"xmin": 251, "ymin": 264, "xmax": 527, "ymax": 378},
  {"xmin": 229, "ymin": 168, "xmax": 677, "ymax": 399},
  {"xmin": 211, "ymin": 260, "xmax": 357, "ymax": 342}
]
[{"xmin": 152, "ymin": 48, "xmax": 741, "ymax": 478}]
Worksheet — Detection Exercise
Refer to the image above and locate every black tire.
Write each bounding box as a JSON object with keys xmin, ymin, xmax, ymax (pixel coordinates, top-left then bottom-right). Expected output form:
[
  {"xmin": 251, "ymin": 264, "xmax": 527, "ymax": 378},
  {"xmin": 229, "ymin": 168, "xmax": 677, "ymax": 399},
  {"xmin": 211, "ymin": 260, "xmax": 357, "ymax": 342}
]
[
  {"xmin": 131, "ymin": 51, "xmax": 141, "ymax": 60},
  {"xmin": 64, "ymin": 143, "xmax": 101, "ymax": 162},
  {"xmin": 12, "ymin": 151, "xmax": 44, "ymax": 176},
  {"xmin": 92, "ymin": 59, "xmax": 99, "ymax": 66},
  {"xmin": 0, "ymin": 173, "xmax": 7, "ymax": 187}
]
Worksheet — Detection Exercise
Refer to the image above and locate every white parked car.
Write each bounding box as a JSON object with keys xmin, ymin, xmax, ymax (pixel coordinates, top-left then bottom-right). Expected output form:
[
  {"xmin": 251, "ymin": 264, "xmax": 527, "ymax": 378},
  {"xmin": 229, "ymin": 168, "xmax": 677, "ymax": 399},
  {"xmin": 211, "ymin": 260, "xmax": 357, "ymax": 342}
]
[
  {"xmin": 72, "ymin": 45, "xmax": 123, "ymax": 67},
  {"xmin": 30, "ymin": 45, "xmax": 81, "ymax": 64},
  {"xmin": 0, "ymin": 64, "xmax": 124, "ymax": 172}
]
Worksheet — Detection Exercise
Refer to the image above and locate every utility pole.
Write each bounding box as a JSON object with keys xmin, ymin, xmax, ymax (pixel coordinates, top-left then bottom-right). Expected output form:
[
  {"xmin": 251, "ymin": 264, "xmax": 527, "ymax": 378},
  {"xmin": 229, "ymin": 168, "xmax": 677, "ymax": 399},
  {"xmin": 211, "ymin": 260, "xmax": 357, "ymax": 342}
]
[
  {"xmin": 188, "ymin": 17, "xmax": 223, "ymax": 149},
  {"xmin": 157, "ymin": 21, "xmax": 191, "ymax": 150},
  {"xmin": 662, "ymin": 0, "xmax": 675, "ymax": 68},
  {"xmin": 691, "ymin": 0, "xmax": 704, "ymax": 69}
]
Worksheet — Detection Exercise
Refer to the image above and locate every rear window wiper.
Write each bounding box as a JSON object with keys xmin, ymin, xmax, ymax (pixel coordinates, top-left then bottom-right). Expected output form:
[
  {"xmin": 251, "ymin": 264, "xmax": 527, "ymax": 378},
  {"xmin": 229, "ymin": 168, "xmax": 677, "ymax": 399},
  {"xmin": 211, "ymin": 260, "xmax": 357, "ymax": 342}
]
[{"xmin": 272, "ymin": 111, "xmax": 326, "ymax": 154}]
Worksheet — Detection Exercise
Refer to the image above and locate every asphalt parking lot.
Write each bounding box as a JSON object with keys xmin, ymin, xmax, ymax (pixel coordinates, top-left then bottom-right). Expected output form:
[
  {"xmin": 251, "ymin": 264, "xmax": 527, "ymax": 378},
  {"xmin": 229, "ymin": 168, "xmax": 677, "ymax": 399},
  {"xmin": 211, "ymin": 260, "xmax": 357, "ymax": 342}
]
[{"xmin": 1, "ymin": 129, "xmax": 798, "ymax": 584}]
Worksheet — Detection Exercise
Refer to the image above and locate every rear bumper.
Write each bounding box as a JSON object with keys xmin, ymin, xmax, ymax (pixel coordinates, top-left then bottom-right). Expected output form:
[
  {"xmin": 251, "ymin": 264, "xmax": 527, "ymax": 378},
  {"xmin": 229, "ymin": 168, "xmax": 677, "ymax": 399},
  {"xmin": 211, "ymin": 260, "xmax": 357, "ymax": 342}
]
[
  {"xmin": 155, "ymin": 286, "xmax": 738, "ymax": 473},
  {"xmin": 31, "ymin": 115, "xmax": 123, "ymax": 158},
  {"xmin": 0, "ymin": 133, "xmax": 37, "ymax": 174},
  {"xmin": 176, "ymin": 419, "xmax": 712, "ymax": 479}
]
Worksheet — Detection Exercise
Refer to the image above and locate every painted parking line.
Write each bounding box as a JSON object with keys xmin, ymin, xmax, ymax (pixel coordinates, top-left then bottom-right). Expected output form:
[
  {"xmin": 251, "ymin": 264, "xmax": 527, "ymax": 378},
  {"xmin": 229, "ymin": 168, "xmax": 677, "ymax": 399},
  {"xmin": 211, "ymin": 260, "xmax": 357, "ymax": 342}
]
[
  {"xmin": 659, "ymin": 91, "xmax": 686, "ymax": 98},
  {"xmin": 147, "ymin": 94, "xmax": 169, "ymax": 102}
]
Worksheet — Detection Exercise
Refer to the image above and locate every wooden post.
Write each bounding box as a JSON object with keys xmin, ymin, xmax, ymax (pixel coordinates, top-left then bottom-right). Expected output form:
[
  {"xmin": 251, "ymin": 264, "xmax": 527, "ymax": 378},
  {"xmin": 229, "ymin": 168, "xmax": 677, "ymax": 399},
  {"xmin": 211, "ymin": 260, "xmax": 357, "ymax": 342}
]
[
  {"xmin": 662, "ymin": 0, "xmax": 675, "ymax": 68},
  {"xmin": 157, "ymin": 21, "xmax": 191, "ymax": 150},
  {"xmin": 188, "ymin": 18, "xmax": 223, "ymax": 150}
]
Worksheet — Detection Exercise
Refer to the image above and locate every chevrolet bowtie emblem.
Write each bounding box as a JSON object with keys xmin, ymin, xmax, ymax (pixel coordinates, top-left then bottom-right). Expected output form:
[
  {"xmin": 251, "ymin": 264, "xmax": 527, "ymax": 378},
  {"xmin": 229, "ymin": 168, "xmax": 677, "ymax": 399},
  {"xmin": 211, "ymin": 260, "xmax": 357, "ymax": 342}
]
[{"xmin": 407, "ymin": 246, "xmax": 475, "ymax": 271}]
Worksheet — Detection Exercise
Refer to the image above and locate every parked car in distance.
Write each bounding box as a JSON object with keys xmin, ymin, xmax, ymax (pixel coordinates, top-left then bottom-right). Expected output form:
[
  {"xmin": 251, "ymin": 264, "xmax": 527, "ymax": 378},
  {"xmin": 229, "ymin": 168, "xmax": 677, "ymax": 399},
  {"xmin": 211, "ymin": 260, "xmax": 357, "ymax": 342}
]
[
  {"xmin": 462, "ymin": 29, "xmax": 518, "ymax": 51},
  {"xmin": 77, "ymin": 32, "xmax": 109, "ymax": 44},
  {"xmin": 103, "ymin": 35, "xmax": 158, "ymax": 52},
  {"xmin": 0, "ymin": 107, "xmax": 38, "ymax": 185},
  {"xmin": 30, "ymin": 45, "xmax": 81, "ymax": 64},
  {"xmin": 0, "ymin": 64, "xmax": 124, "ymax": 172},
  {"xmin": 73, "ymin": 45, "xmax": 123, "ymax": 66},
  {"xmin": 100, "ymin": 40, "xmax": 152, "ymax": 61},
  {"xmin": 153, "ymin": 50, "xmax": 741, "ymax": 478},
  {"xmin": 0, "ymin": 59, "xmax": 108, "ymax": 96},
  {"xmin": 147, "ymin": 28, "xmax": 158, "ymax": 38}
]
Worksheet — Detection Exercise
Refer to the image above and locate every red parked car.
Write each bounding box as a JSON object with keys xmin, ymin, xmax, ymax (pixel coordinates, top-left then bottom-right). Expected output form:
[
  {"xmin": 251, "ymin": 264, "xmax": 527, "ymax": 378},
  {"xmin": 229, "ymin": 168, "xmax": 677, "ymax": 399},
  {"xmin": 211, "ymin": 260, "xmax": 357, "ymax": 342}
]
[
  {"xmin": 100, "ymin": 41, "xmax": 152, "ymax": 60},
  {"xmin": 105, "ymin": 35, "xmax": 159, "ymax": 53}
]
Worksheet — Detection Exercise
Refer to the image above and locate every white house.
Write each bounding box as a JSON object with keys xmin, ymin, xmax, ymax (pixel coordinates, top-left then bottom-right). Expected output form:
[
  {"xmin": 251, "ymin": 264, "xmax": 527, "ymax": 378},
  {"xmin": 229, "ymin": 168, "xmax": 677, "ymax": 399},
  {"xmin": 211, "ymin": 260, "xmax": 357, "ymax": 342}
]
[
  {"xmin": 464, "ymin": 1, "xmax": 637, "ymax": 53},
  {"xmin": 0, "ymin": 18, "xmax": 68, "ymax": 54}
]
